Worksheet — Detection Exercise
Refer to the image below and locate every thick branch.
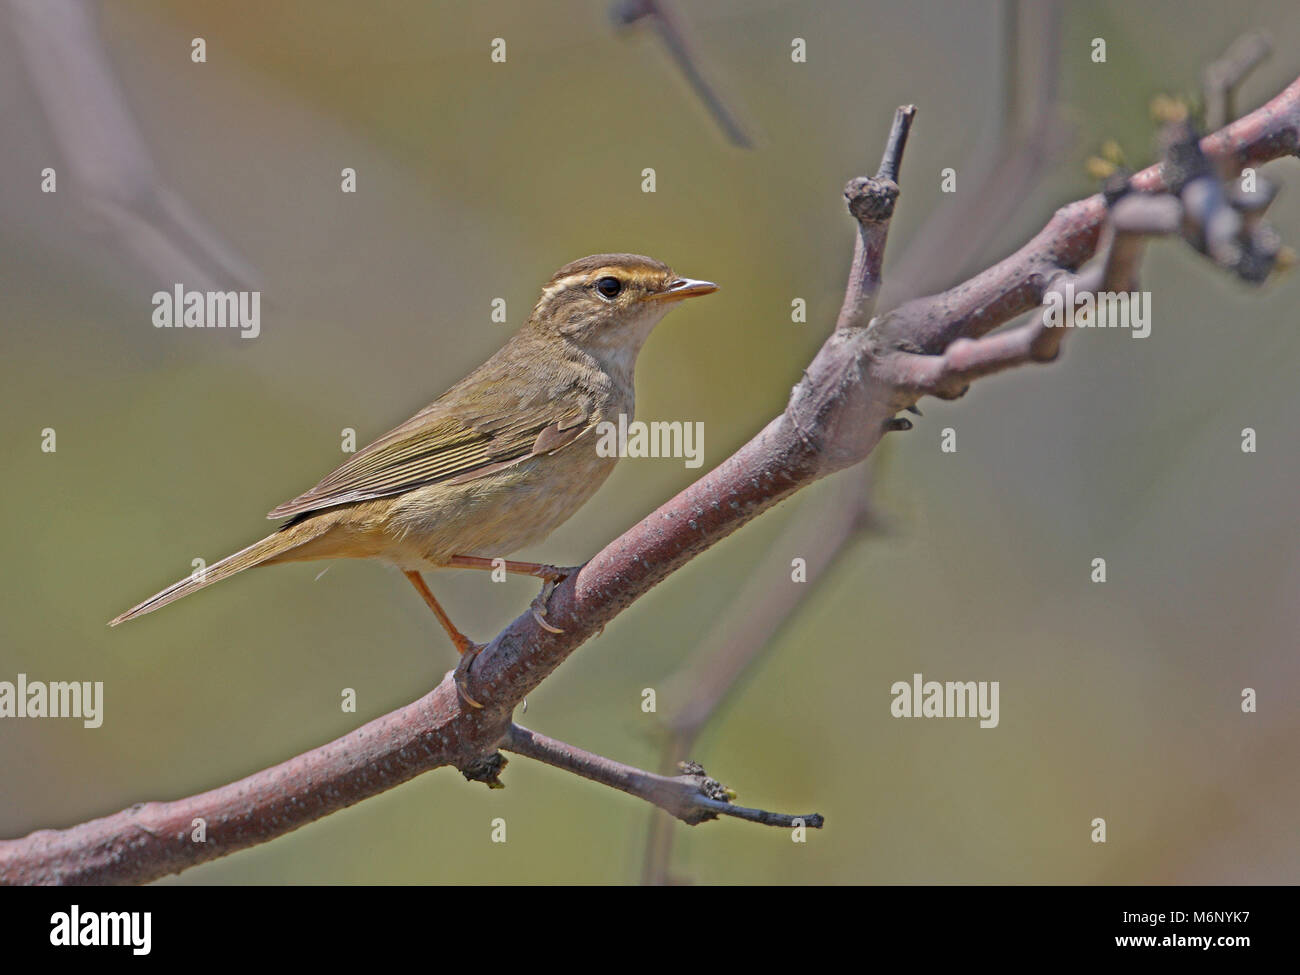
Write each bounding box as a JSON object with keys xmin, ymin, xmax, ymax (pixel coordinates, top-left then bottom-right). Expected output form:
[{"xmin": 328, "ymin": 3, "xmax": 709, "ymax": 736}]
[{"xmin": 0, "ymin": 682, "xmax": 505, "ymax": 884}]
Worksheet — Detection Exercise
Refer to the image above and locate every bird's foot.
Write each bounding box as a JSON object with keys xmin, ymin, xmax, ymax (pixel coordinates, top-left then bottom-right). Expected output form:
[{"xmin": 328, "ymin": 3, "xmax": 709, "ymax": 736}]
[
  {"xmin": 531, "ymin": 578, "xmax": 564, "ymax": 633},
  {"xmin": 453, "ymin": 643, "xmax": 486, "ymax": 710},
  {"xmin": 529, "ymin": 565, "xmax": 576, "ymax": 634}
]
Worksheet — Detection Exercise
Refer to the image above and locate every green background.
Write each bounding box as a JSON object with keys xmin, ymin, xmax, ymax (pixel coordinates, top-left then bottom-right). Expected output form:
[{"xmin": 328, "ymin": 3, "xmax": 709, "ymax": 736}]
[{"xmin": 1, "ymin": 0, "xmax": 1297, "ymax": 883}]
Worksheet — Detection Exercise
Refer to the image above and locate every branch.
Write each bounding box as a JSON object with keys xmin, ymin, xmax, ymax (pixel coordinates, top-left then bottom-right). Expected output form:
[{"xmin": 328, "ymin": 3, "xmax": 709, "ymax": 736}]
[
  {"xmin": 836, "ymin": 105, "xmax": 915, "ymax": 330},
  {"xmin": 878, "ymin": 115, "xmax": 1289, "ymax": 402},
  {"xmin": 503, "ymin": 725, "xmax": 821, "ymax": 829},
  {"xmin": 3, "ymin": 70, "xmax": 1297, "ymax": 887}
]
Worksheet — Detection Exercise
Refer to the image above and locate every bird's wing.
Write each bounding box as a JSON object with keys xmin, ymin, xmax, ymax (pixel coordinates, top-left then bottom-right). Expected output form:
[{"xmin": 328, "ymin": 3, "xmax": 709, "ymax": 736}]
[{"xmin": 267, "ymin": 378, "xmax": 592, "ymax": 520}]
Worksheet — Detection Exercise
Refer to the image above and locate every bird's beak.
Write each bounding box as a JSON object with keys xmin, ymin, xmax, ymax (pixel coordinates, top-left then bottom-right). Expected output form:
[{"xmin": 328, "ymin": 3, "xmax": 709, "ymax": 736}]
[{"xmin": 646, "ymin": 277, "xmax": 719, "ymax": 303}]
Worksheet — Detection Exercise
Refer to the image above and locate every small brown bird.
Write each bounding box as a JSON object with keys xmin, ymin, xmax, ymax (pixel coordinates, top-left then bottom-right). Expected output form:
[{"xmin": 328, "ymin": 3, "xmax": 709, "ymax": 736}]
[{"xmin": 111, "ymin": 254, "xmax": 717, "ymax": 704}]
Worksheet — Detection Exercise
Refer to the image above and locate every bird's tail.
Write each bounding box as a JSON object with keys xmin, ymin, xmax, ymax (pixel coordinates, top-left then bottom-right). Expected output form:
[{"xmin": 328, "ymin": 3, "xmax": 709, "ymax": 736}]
[{"xmin": 109, "ymin": 520, "xmax": 329, "ymax": 626}]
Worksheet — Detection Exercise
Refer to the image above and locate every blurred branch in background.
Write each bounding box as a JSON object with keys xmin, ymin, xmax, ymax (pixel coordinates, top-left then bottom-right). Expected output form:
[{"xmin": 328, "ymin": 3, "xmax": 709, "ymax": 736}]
[
  {"xmin": 1203, "ymin": 31, "xmax": 1271, "ymax": 131},
  {"xmin": 6, "ymin": 0, "xmax": 257, "ymax": 291},
  {"xmin": 879, "ymin": 0, "xmax": 1066, "ymax": 307},
  {"xmin": 611, "ymin": 0, "xmax": 753, "ymax": 148},
  {"xmin": 1, "ymin": 29, "xmax": 1296, "ymax": 885},
  {"xmin": 642, "ymin": 0, "xmax": 1064, "ymax": 885}
]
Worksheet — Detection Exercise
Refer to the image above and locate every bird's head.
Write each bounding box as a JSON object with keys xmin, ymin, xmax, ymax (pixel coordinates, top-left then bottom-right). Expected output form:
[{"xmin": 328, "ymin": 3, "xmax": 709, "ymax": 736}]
[{"xmin": 527, "ymin": 253, "xmax": 717, "ymax": 372}]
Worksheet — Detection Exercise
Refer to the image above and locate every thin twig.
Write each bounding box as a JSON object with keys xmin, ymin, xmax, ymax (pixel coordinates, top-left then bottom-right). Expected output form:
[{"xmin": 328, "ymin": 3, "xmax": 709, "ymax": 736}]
[
  {"xmin": 835, "ymin": 105, "xmax": 915, "ymax": 331},
  {"xmin": 504, "ymin": 725, "xmax": 821, "ymax": 828}
]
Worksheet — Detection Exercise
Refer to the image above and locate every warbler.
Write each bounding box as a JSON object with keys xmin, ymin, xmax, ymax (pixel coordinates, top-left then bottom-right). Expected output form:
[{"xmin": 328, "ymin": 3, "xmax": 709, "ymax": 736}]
[{"xmin": 111, "ymin": 254, "xmax": 717, "ymax": 703}]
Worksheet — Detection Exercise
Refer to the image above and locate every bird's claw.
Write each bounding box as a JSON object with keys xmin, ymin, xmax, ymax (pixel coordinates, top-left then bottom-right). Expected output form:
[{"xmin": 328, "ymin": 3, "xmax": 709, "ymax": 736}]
[
  {"xmin": 531, "ymin": 577, "xmax": 564, "ymax": 634},
  {"xmin": 453, "ymin": 643, "xmax": 486, "ymax": 709},
  {"xmin": 529, "ymin": 564, "xmax": 577, "ymax": 633}
]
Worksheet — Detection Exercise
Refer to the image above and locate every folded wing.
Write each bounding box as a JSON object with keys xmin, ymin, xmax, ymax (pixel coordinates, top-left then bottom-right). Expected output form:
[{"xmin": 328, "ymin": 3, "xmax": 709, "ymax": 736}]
[{"xmin": 267, "ymin": 379, "xmax": 591, "ymax": 520}]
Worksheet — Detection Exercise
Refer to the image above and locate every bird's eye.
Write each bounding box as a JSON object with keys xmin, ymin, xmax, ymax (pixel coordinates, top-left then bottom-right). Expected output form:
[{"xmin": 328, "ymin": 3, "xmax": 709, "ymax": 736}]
[{"xmin": 595, "ymin": 276, "xmax": 622, "ymax": 299}]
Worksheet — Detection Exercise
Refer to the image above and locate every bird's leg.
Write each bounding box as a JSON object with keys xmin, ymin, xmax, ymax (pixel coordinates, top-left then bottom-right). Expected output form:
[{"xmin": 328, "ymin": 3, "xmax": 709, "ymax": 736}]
[
  {"xmin": 446, "ymin": 556, "xmax": 573, "ymax": 634},
  {"xmin": 405, "ymin": 570, "xmax": 475, "ymax": 653},
  {"xmin": 404, "ymin": 571, "xmax": 484, "ymax": 709}
]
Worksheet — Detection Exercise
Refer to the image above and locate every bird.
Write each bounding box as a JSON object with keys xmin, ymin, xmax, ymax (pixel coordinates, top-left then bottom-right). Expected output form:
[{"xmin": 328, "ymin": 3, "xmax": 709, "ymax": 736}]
[{"xmin": 110, "ymin": 253, "xmax": 718, "ymax": 706}]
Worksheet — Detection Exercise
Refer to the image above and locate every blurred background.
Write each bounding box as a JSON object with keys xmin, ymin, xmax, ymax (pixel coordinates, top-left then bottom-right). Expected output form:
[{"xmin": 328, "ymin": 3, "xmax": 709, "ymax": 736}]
[{"xmin": 1, "ymin": 0, "xmax": 1297, "ymax": 884}]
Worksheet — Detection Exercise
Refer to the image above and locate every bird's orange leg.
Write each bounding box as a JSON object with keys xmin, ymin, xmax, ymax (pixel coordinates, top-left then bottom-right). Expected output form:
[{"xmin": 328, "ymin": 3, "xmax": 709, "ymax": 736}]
[
  {"xmin": 446, "ymin": 556, "xmax": 573, "ymax": 634},
  {"xmin": 405, "ymin": 570, "xmax": 475, "ymax": 654},
  {"xmin": 404, "ymin": 570, "xmax": 484, "ymax": 709}
]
